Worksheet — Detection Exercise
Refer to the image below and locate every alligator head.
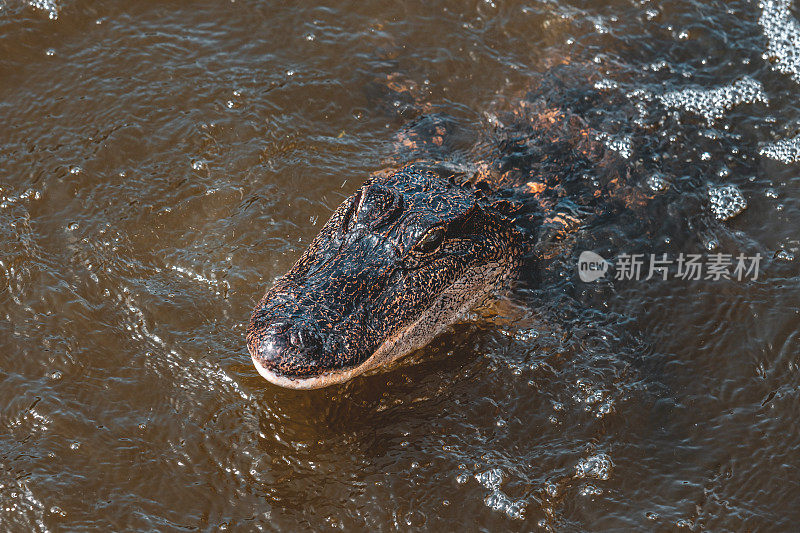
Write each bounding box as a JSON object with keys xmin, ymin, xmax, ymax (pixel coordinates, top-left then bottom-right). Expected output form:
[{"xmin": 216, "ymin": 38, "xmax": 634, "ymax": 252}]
[{"xmin": 247, "ymin": 164, "xmax": 524, "ymax": 389}]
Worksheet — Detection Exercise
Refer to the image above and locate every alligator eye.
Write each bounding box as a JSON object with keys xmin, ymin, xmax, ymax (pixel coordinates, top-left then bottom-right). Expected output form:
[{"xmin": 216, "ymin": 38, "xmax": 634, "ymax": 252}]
[
  {"xmin": 416, "ymin": 227, "xmax": 445, "ymax": 254},
  {"xmin": 340, "ymin": 189, "xmax": 362, "ymax": 234}
]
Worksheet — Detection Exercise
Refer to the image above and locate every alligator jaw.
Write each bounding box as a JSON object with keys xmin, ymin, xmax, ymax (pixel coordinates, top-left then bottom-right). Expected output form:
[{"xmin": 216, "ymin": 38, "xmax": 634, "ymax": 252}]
[
  {"xmin": 251, "ymin": 352, "xmax": 376, "ymax": 389},
  {"xmin": 251, "ymin": 263, "xmax": 509, "ymax": 389}
]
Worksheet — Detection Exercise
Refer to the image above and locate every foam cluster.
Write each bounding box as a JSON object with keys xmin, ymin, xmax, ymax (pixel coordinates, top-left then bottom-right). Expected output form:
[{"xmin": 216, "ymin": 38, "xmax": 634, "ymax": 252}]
[
  {"xmin": 574, "ymin": 453, "xmax": 613, "ymax": 481},
  {"xmin": 759, "ymin": 0, "xmax": 800, "ymax": 82},
  {"xmin": 597, "ymin": 132, "xmax": 633, "ymax": 159},
  {"xmin": 27, "ymin": 0, "xmax": 60, "ymax": 19},
  {"xmin": 474, "ymin": 468, "xmax": 526, "ymax": 520},
  {"xmin": 760, "ymin": 133, "xmax": 800, "ymax": 163},
  {"xmin": 708, "ymin": 184, "xmax": 748, "ymax": 220},
  {"xmin": 657, "ymin": 77, "xmax": 768, "ymax": 124}
]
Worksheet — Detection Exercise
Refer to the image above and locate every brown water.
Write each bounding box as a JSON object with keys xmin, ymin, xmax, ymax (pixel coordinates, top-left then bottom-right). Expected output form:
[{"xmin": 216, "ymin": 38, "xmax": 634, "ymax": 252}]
[{"xmin": 2, "ymin": 0, "xmax": 800, "ymax": 530}]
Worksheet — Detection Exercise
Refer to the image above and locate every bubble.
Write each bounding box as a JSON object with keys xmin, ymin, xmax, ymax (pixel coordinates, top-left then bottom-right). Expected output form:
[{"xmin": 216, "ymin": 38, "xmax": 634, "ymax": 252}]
[
  {"xmin": 647, "ymin": 173, "xmax": 670, "ymax": 192},
  {"xmin": 475, "ymin": 468, "xmax": 504, "ymax": 489},
  {"xmin": 49, "ymin": 506, "xmax": 66, "ymax": 517},
  {"xmin": 708, "ymin": 184, "xmax": 747, "ymax": 220},
  {"xmin": 593, "ymin": 78, "xmax": 619, "ymax": 91},
  {"xmin": 596, "ymin": 402, "xmax": 614, "ymax": 418},
  {"xmin": 657, "ymin": 77, "xmax": 768, "ymax": 125},
  {"xmin": 484, "ymin": 491, "xmax": 526, "ymax": 520},
  {"xmin": 759, "ymin": 0, "xmax": 800, "ymax": 83},
  {"xmin": 579, "ymin": 484, "xmax": 603, "ymax": 496},
  {"xmin": 597, "ymin": 132, "xmax": 633, "ymax": 158},
  {"xmin": 760, "ymin": 134, "xmax": 800, "ymax": 163},
  {"xmin": 574, "ymin": 453, "xmax": 613, "ymax": 480},
  {"xmin": 28, "ymin": 0, "xmax": 59, "ymax": 19}
]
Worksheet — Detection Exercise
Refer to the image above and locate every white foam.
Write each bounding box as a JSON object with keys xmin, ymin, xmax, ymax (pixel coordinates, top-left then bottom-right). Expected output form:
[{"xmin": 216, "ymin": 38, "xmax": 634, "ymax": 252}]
[
  {"xmin": 472, "ymin": 468, "xmax": 526, "ymax": 520},
  {"xmin": 574, "ymin": 453, "xmax": 613, "ymax": 480},
  {"xmin": 597, "ymin": 132, "xmax": 633, "ymax": 159},
  {"xmin": 759, "ymin": 0, "xmax": 800, "ymax": 82},
  {"xmin": 27, "ymin": 0, "xmax": 59, "ymax": 19},
  {"xmin": 657, "ymin": 77, "xmax": 768, "ymax": 125},
  {"xmin": 760, "ymin": 133, "xmax": 800, "ymax": 163},
  {"xmin": 475, "ymin": 468, "xmax": 504, "ymax": 489},
  {"xmin": 708, "ymin": 184, "xmax": 747, "ymax": 220}
]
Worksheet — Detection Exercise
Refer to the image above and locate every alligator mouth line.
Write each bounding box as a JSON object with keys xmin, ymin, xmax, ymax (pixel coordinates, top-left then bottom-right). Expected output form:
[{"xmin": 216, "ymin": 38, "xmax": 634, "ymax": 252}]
[
  {"xmin": 251, "ymin": 313, "xmax": 428, "ymax": 390},
  {"xmin": 251, "ymin": 350, "xmax": 383, "ymax": 389},
  {"xmin": 252, "ymin": 266, "xmax": 502, "ymax": 389}
]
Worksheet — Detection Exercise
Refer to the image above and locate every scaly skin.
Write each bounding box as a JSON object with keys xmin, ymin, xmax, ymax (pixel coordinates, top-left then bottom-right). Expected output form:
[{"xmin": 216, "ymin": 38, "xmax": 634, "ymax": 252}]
[{"xmin": 247, "ymin": 64, "xmax": 639, "ymax": 389}]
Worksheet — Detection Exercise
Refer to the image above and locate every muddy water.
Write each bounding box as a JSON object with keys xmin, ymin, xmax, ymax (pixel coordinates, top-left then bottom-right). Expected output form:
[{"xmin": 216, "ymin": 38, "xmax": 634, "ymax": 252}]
[{"xmin": 2, "ymin": 0, "xmax": 800, "ymax": 530}]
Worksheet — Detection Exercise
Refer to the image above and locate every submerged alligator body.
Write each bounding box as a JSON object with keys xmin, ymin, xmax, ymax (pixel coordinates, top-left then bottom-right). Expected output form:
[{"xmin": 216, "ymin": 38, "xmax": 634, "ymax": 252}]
[{"xmin": 247, "ymin": 65, "xmax": 639, "ymax": 389}]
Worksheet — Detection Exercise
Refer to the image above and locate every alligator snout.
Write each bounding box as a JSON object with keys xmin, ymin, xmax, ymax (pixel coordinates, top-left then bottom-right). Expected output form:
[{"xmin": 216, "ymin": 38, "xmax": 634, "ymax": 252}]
[
  {"xmin": 247, "ymin": 164, "xmax": 524, "ymax": 389},
  {"xmin": 247, "ymin": 298, "xmax": 355, "ymax": 388},
  {"xmin": 247, "ymin": 274, "xmax": 382, "ymax": 388},
  {"xmin": 251, "ymin": 318, "xmax": 324, "ymax": 369}
]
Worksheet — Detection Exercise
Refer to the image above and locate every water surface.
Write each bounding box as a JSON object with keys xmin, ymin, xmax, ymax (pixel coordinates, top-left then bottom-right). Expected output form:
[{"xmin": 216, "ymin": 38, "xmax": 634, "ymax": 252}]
[{"xmin": 2, "ymin": 0, "xmax": 800, "ymax": 530}]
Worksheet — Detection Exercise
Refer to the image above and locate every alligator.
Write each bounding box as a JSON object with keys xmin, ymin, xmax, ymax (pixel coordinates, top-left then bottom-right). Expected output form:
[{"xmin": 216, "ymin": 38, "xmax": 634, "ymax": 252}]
[{"xmin": 247, "ymin": 64, "xmax": 644, "ymax": 389}]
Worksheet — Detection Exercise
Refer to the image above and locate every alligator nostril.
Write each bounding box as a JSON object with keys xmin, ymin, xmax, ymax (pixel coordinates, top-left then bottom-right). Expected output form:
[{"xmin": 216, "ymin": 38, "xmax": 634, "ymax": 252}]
[
  {"xmin": 290, "ymin": 330, "xmax": 304, "ymax": 349},
  {"xmin": 248, "ymin": 315, "xmax": 329, "ymax": 379},
  {"xmin": 284, "ymin": 324, "xmax": 322, "ymax": 353}
]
